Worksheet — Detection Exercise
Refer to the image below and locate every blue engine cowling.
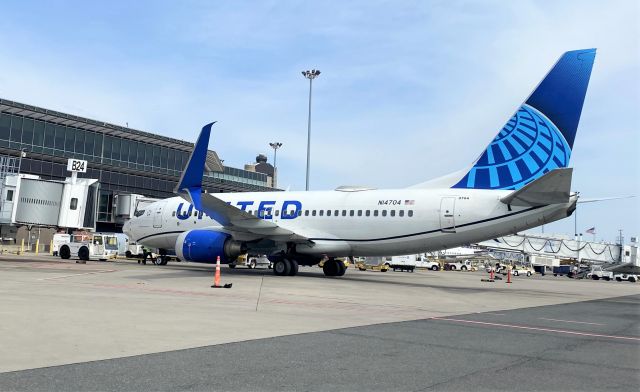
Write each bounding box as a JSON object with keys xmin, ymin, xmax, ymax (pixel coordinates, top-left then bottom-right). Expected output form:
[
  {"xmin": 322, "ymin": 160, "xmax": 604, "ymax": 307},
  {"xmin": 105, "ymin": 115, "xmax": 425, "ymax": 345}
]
[{"xmin": 175, "ymin": 230, "xmax": 246, "ymax": 263}]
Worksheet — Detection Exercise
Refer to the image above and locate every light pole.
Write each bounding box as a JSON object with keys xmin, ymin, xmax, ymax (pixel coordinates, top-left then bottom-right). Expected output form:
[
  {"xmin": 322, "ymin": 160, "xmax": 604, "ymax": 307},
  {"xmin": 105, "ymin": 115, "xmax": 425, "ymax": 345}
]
[
  {"xmin": 302, "ymin": 69, "xmax": 321, "ymax": 191},
  {"xmin": 269, "ymin": 142, "xmax": 282, "ymax": 188}
]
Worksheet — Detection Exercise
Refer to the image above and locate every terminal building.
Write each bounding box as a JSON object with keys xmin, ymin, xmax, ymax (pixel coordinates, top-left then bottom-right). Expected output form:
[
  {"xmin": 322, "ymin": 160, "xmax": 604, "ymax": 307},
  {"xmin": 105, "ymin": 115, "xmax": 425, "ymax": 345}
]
[{"xmin": 0, "ymin": 98, "xmax": 277, "ymax": 240}]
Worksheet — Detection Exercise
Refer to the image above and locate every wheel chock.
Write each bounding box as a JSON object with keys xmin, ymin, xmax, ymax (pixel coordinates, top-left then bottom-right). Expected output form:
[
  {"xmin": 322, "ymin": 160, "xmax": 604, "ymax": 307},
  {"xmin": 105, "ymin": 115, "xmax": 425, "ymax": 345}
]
[
  {"xmin": 211, "ymin": 283, "xmax": 233, "ymax": 289},
  {"xmin": 481, "ymin": 279, "xmax": 495, "ymax": 282}
]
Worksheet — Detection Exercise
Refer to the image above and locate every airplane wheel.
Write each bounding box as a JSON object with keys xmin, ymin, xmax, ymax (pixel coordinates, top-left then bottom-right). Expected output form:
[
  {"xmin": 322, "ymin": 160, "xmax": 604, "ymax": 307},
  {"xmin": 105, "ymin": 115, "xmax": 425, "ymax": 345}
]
[
  {"xmin": 273, "ymin": 259, "xmax": 291, "ymax": 276},
  {"xmin": 288, "ymin": 259, "xmax": 299, "ymax": 276},
  {"xmin": 336, "ymin": 261, "xmax": 346, "ymax": 276},
  {"xmin": 60, "ymin": 245, "xmax": 71, "ymax": 260},
  {"xmin": 323, "ymin": 259, "xmax": 338, "ymax": 277}
]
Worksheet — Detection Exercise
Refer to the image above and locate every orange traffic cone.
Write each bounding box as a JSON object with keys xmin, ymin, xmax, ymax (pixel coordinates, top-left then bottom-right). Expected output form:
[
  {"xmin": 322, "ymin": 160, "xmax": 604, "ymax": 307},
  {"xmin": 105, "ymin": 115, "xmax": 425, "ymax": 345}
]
[
  {"xmin": 490, "ymin": 267, "xmax": 494, "ymax": 280},
  {"xmin": 212, "ymin": 256, "xmax": 221, "ymax": 287},
  {"xmin": 211, "ymin": 256, "xmax": 232, "ymax": 289},
  {"xmin": 506, "ymin": 266, "xmax": 512, "ymax": 284}
]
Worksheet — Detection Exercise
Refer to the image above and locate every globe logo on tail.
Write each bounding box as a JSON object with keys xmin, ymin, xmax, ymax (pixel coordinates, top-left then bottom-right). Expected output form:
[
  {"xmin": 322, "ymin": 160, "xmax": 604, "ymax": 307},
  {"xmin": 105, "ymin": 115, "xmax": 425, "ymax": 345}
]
[{"xmin": 453, "ymin": 104, "xmax": 571, "ymax": 190}]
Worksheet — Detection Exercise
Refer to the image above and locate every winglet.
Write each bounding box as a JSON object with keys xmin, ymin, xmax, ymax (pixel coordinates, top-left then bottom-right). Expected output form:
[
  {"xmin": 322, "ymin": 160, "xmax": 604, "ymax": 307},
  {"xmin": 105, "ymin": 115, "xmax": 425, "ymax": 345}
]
[{"xmin": 174, "ymin": 122, "xmax": 216, "ymax": 210}]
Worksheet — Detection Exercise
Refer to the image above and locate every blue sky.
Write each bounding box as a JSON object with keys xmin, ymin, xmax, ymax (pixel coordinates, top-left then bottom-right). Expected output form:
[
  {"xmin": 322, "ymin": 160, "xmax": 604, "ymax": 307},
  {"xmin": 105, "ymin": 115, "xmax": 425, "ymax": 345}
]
[{"xmin": 0, "ymin": 0, "xmax": 638, "ymax": 242}]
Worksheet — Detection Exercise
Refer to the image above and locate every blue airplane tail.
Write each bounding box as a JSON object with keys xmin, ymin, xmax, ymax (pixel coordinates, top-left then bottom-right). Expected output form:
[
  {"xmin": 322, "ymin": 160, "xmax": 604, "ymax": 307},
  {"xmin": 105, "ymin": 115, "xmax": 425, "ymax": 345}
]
[{"xmin": 452, "ymin": 49, "xmax": 596, "ymax": 190}]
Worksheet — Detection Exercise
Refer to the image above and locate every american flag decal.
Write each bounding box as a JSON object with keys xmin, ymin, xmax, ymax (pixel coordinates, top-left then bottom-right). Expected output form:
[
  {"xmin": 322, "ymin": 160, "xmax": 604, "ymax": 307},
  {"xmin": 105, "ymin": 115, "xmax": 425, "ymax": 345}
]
[{"xmin": 404, "ymin": 200, "xmax": 415, "ymax": 205}]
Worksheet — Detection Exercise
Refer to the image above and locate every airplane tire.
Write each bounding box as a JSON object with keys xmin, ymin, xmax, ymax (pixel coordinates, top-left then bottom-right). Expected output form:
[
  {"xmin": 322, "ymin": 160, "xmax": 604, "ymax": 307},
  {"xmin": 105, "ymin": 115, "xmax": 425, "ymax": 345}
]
[
  {"xmin": 60, "ymin": 245, "xmax": 71, "ymax": 260},
  {"xmin": 78, "ymin": 247, "xmax": 90, "ymax": 261},
  {"xmin": 336, "ymin": 261, "xmax": 346, "ymax": 276},
  {"xmin": 288, "ymin": 259, "xmax": 299, "ymax": 276},
  {"xmin": 323, "ymin": 259, "xmax": 338, "ymax": 277},
  {"xmin": 273, "ymin": 259, "xmax": 291, "ymax": 276}
]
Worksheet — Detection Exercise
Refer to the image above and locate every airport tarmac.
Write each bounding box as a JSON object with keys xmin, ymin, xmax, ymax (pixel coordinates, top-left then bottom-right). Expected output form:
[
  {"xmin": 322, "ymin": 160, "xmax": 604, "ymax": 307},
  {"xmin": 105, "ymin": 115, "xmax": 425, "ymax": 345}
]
[{"xmin": 0, "ymin": 255, "xmax": 638, "ymax": 391}]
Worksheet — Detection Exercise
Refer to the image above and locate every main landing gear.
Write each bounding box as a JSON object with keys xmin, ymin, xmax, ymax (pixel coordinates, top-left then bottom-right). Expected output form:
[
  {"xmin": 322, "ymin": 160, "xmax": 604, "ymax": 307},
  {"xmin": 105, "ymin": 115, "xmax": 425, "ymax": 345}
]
[
  {"xmin": 270, "ymin": 254, "xmax": 346, "ymax": 277},
  {"xmin": 272, "ymin": 257, "xmax": 299, "ymax": 276}
]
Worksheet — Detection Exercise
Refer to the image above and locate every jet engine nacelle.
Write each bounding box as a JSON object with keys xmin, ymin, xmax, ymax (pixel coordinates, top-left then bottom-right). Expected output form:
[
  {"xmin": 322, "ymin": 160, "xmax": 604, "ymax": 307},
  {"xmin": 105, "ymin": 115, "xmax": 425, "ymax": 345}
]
[{"xmin": 175, "ymin": 230, "xmax": 246, "ymax": 263}]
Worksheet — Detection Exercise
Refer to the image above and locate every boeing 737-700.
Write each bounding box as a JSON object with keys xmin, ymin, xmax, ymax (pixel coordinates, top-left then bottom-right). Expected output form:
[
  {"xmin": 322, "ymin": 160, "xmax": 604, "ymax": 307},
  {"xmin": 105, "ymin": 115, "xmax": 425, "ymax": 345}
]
[{"xmin": 123, "ymin": 49, "xmax": 596, "ymax": 277}]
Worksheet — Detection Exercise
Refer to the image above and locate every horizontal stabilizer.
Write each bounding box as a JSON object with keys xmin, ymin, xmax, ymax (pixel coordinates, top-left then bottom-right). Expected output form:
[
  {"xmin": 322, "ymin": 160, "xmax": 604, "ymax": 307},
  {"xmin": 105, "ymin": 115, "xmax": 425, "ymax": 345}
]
[{"xmin": 500, "ymin": 168, "xmax": 573, "ymax": 207}]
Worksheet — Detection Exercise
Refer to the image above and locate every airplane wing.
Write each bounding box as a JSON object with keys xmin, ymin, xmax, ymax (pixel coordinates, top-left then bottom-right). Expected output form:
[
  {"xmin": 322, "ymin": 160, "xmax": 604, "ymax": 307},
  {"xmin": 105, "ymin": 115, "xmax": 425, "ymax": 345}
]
[
  {"xmin": 500, "ymin": 168, "xmax": 573, "ymax": 207},
  {"xmin": 174, "ymin": 123, "xmax": 309, "ymax": 242}
]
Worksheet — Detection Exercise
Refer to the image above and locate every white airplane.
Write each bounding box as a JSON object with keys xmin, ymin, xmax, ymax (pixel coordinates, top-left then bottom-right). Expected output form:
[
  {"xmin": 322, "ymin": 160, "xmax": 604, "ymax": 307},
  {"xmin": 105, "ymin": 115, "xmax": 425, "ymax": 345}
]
[{"xmin": 124, "ymin": 49, "xmax": 596, "ymax": 277}]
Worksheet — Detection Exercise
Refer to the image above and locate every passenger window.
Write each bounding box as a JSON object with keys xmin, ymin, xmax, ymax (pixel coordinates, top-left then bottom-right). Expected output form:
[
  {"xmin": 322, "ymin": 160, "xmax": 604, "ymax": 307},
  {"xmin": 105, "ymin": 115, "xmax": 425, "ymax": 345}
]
[
  {"xmin": 342, "ymin": 210, "xmax": 347, "ymax": 216},
  {"xmin": 390, "ymin": 210, "xmax": 396, "ymax": 217},
  {"xmin": 297, "ymin": 210, "xmax": 302, "ymax": 216},
  {"xmin": 382, "ymin": 210, "xmax": 387, "ymax": 217},
  {"xmin": 357, "ymin": 210, "xmax": 362, "ymax": 216},
  {"xmin": 312, "ymin": 210, "xmax": 316, "ymax": 216},
  {"xmin": 349, "ymin": 210, "xmax": 354, "ymax": 216},
  {"xmin": 399, "ymin": 210, "xmax": 404, "ymax": 217},
  {"xmin": 335, "ymin": 210, "xmax": 339, "ymax": 216},
  {"xmin": 365, "ymin": 210, "xmax": 370, "ymax": 216},
  {"xmin": 408, "ymin": 210, "xmax": 413, "ymax": 217},
  {"xmin": 193, "ymin": 211, "xmax": 197, "ymax": 216},
  {"xmin": 319, "ymin": 210, "xmax": 324, "ymax": 216},
  {"xmin": 172, "ymin": 211, "xmax": 176, "ymax": 217},
  {"xmin": 275, "ymin": 210, "xmax": 280, "ymax": 217},
  {"xmin": 305, "ymin": 210, "xmax": 309, "ymax": 216},
  {"xmin": 374, "ymin": 210, "xmax": 378, "ymax": 217},
  {"xmin": 327, "ymin": 210, "xmax": 331, "ymax": 216}
]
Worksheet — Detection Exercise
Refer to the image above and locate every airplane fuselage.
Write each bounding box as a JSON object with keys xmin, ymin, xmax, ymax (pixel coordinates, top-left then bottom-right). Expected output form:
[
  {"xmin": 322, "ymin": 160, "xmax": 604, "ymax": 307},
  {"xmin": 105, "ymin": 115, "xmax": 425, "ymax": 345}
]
[{"xmin": 126, "ymin": 188, "xmax": 576, "ymax": 259}]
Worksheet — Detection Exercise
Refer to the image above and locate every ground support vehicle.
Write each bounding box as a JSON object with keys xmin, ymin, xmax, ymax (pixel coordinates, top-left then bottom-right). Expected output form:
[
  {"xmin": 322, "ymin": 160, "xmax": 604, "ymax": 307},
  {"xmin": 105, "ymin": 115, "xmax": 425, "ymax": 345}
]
[
  {"xmin": 356, "ymin": 257, "xmax": 389, "ymax": 272},
  {"xmin": 58, "ymin": 233, "xmax": 117, "ymax": 261},
  {"xmin": 512, "ymin": 265, "xmax": 535, "ymax": 277},
  {"xmin": 229, "ymin": 254, "xmax": 272, "ymax": 269},
  {"xmin": 552, "ymin": 265, "xmax": 572, "ymax": 277},
  {"xmin": 587, "ymin": 266, "xmax": 614, "ymax": 281},
  {"xmin": 125, "ymin": 243, "xmax": 145, "ymax": 259},
  {"xmin": 383, "ymin": 255, "xmax": 421, "ymax": 272},
  {"xmin": 445, "ymin": 260, "xmax": 476, "ymax": 271},
  {"xmin": 417, "ymin": 259, "xmax": 441, "ymax": 271},
  {"xmin": 614, "ymin": 273, "xmax": 638, "ymax": 283},
  {"xmin": 52, "ymin": 233, "xmax": 71, "ymax": 256}
]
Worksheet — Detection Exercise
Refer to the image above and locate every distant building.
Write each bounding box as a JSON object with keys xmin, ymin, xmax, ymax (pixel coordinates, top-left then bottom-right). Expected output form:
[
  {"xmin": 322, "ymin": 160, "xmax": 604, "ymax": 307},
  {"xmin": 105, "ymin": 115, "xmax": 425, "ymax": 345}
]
[
  {"xmin": 0, "ymin": 98, "xmax": 277, "ymax": 233},
  {"xmin": 245, "ymin": 153, "xmax": 275, "ymax": 188}
]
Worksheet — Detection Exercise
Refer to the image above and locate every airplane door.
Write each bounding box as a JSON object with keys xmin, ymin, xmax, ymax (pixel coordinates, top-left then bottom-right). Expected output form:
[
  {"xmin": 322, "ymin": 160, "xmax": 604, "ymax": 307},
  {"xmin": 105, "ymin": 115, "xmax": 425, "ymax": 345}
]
[
  {"xmin": 153, "ymin": 201, "xmax": 166, "ymax": 228},
  {"xmin": 440, "ymin": 197, "xmax": 456, "ymax": 233}
]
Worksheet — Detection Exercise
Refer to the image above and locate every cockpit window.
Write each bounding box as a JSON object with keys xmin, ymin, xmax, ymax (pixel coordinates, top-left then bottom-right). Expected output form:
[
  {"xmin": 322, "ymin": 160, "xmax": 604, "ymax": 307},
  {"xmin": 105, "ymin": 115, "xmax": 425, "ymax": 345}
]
[{"xmin": 134, "ymin": 209, "xmax": 145, "ymax": 217}]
